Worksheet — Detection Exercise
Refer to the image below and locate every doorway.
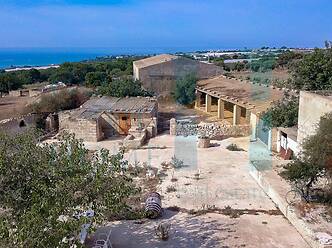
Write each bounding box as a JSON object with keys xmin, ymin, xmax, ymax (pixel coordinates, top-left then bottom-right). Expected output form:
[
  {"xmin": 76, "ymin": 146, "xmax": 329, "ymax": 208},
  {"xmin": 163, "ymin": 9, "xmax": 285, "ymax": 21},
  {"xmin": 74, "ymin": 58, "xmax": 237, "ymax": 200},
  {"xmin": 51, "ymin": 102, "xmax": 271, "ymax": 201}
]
[{"xmin": 119, "ymin": 115, "xmax": 131, "ymax": 135}]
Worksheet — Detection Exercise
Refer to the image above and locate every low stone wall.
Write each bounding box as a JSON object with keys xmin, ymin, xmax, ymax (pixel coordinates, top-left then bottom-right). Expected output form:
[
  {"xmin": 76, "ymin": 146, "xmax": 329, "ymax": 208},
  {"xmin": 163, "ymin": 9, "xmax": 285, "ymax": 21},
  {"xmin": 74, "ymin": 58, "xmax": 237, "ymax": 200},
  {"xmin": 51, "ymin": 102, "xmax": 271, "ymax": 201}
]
[
  {"xmin": 123, "ymin": 129, "xmax": 147, "ymax": 149},
  {"xmin": 170, "ymin": 119, "xmax": 250, "ymax": 139},
  {"xmin": 0, "ymin": 114, "xmax": 41, "ymax": 135},
  {"xmin": 249, "ymin": 162, "xmax": 329, "ymax": 248},
  {"xmin": 59, "ymin": 112, "xmax": 102, "ymax": 142}
]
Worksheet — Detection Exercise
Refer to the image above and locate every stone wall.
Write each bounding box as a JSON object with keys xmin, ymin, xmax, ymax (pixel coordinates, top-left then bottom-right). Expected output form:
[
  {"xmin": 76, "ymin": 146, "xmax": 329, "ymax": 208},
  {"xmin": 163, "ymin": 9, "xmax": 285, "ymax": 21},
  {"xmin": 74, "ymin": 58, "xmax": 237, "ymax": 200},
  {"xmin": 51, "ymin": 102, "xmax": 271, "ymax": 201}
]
[
  {"xmin": 59, "ymin": 112, "xmax": 102, "ymax": 142},
  {"xmin": 170, "ymin": 119, "xmax": 250, "ymax": 139},
  {"xmin": 136, "ymin": 57, "xmax": 223, "ymax": 96},
  {"xmin": 0, "ymin": 114, "xmax": 40, "ymax": 135},
  {"xmin": 297, "ymin": 91, "xmax": 332, "ymax": 148},
  {"xmin": 59, "ymin": 109, "xmax": 158, "ymax": 142}
]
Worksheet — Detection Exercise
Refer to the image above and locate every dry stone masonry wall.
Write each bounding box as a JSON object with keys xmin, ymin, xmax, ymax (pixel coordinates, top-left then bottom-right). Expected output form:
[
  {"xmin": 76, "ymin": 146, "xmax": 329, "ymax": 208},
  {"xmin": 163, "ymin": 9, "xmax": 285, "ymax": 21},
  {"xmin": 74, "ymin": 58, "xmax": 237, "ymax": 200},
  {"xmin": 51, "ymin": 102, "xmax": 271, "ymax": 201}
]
[{"xmin": 170, "ymin": 118, "xmax": 250, "ymax": 139}]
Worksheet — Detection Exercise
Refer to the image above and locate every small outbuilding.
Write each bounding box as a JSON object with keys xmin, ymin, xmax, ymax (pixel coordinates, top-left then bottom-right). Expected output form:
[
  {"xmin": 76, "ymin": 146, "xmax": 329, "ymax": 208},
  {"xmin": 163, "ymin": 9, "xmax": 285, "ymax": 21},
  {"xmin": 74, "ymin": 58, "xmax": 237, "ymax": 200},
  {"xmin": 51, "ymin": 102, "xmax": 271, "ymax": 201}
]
[{"xmin": 59, "ymin": 96, "xmax": 158, "ymax": 142}]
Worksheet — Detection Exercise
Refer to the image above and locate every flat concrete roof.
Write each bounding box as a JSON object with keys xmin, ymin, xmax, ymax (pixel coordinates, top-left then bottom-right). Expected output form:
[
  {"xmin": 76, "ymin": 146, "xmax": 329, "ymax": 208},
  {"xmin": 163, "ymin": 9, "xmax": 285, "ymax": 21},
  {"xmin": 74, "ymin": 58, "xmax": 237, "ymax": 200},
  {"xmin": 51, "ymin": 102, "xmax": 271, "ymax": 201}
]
[
  {"xmin": 133, "ymin": 54, "xmax": 178, "ymax": 69},
  {"xmin": 196, "ymin": 75, "xmax": 287, "ymax": 115},
  {"xmin": 303, "ymin": 90, "xmax": 332, "ymax": 100},
  {"xmin": 278, "ymin": 126, "xmax": 298, "ymax": 141}
]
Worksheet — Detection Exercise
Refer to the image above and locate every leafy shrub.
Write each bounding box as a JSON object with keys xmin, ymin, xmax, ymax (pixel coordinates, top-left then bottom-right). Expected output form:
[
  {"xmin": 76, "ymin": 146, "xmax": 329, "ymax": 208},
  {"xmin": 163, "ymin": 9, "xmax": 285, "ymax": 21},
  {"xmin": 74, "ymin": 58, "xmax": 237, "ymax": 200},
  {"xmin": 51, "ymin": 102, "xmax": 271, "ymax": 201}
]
[
  {"xmin": 171, "ymin": 156, "xmax": 185, "ymax": 169},
  {"xmin": 29, "ymin": 88, "xmax": 92, "ymax": 113},
  {"xmin": 226, "ymin": 144, "xmax": 244, "ymax": 151},
  {"xmin": 97, "ymin": 78, "xmax": 152, "ymax": 97},
  {"xmin": 282, "ymin": 113, "xmax": 332, "ymax": 202},
  {"xmin": 0, "ymin": 131, "xmax": 139, "ymax": 247},
  {"xmin": 174, "ymin": 73, "xmax": 197, "ymax": 105},
  {"xmin": 262, "ymin": 94, "xmax": 299, "ymax": 128}
]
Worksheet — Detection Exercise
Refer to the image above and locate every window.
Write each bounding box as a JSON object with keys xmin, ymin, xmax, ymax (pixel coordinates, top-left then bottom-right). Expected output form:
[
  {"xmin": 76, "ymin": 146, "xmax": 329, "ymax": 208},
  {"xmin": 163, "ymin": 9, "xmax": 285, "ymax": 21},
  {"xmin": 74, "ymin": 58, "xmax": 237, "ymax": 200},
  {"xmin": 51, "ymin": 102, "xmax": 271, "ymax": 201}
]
[{"xmin": 121, "ymin": 116, "xmax": 128, "ymax": 121}]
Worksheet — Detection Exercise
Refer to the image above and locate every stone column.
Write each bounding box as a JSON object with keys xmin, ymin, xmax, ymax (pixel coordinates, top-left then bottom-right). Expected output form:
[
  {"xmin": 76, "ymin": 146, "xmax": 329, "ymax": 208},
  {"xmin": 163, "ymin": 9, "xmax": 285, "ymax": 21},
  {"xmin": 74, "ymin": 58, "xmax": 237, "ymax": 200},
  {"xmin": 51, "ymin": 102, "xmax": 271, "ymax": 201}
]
[
  {"xmin": 217, "ymin": 99, "xmax": 224, "ymax": 119},
  {"xmin": 195, "ymin": 91, "xmax": 202, "ymax": 108},
  {"xmin": 250, "ymin": 112, "xmax": 257, "ymax": 141},
  {"xmin": 233, "ymin": 105, "xmax": 241, "ymax": 125},
  {"xmin": 170, "ymin": 118, "xmax": 177, "ymax": 136},
  {"xmin": 205, "ymin": 94, "xmax": 212, "ymax": 112},
  {"xmin": 245, "ymin": 109, "xmax": 251, "ymax": 124}
]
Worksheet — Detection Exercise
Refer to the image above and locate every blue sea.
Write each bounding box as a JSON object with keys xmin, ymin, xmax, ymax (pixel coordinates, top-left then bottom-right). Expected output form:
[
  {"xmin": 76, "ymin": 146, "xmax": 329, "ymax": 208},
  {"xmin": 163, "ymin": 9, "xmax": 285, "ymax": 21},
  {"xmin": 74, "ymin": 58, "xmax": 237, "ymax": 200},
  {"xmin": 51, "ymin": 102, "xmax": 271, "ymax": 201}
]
[{"xmin": 0, "ymin": 47, "xmax": 202, "ymax": 69}]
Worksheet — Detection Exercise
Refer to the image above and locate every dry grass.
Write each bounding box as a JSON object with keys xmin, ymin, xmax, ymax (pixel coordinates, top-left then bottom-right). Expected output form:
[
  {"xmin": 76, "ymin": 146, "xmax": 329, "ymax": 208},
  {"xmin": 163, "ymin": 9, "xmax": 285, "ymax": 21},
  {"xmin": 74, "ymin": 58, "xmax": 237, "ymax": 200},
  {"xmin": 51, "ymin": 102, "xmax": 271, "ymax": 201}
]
[{"xmin": 0, "ymin": 95, "xmax": 33, "ymax": 120}]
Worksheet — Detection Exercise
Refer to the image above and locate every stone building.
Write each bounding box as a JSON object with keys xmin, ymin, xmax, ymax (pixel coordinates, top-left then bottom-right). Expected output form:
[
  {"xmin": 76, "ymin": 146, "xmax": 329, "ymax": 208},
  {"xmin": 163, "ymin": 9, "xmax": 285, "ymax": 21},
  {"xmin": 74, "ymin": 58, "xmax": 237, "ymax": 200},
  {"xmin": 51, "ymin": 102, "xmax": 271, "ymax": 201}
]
[
  {"xmin": 276, "ymin": 91, "xmax": 332, "ymax": 159},
  {"xmin": 59, "ymin": 96, "xmax": 158, "ymax": 142},
  {"xmin": 195, "ymin": 75, "xmax": 286, "ymax": 149},
  {"xmin": 133, "ymin": 54, "xmax": 223, "ymax": 96}
]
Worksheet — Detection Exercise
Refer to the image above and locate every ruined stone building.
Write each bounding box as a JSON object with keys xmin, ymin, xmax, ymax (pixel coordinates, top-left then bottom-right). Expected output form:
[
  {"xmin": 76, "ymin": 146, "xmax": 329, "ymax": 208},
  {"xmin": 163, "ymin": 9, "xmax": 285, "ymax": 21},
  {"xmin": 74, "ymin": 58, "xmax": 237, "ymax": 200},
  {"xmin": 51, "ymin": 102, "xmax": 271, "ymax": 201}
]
[
  {"xmin": 59, "ymin": 96, "xmax": 158, "ymax": 142},
  {"xmin": 194, "ymin": 75, "xmax": 286, "ymax": 150},
  {"xmin": 133, "ymin": 54, "xmax": 223, "ymax": 96}
]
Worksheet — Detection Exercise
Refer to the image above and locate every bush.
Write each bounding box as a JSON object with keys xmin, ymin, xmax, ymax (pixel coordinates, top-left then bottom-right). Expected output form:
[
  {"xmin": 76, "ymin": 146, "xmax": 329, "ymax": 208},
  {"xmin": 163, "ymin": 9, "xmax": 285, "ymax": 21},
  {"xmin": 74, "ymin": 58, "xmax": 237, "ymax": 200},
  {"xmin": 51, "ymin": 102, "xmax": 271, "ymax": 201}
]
[
  {"xmin": 226, "ymin": 144, "xmax": 244, "ymax": 151},
  {"xmin": 174, "ymin": 73, "xmax": 197, "ymax": 105},
  {"xmin": 291, "ymin": 48, "xmax": 332, "ymax": 90},
  {"xmin": 97, "ymin": 78, "xmax": 152, "ymax": 97},
  {"xmin": 29, "ymin": 88, "xmax": 91, "ymax": 113},
  {"xmin": 282, "ymin": 113, "xmax": 332, "ymax": 201},
  {"xmin": 262, "ymin": 94, "xmax": 299, "ymax": 128},
  {"xmin": 0, "ymin": 131, "xmax": 139, "ymax": 247}
]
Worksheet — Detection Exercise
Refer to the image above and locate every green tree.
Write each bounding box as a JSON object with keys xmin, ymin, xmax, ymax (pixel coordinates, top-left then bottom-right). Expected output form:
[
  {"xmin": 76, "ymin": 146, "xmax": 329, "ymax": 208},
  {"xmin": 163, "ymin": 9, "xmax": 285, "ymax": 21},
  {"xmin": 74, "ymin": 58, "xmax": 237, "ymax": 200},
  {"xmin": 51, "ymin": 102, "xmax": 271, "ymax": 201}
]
[
  {"xmin": 282, "ymin": 113, "xmax": 332, "ymax": 199},
  {"xmin": 17, "ymin": 69, "xmax": 41, "ymax": 85},
  {"xmin": 85, "ymin": 71, "xmax": 107, "ymax": 87},
  {"xmin": 0, "ymin": 73, "xmax": 22, "ymax": 96},
  {"xmin": 262, "ymin": 94, "xmax": 299, "ymax": 128},
  {"xmin": 276, "ymin": 51, "xmax": 303, "ymax": 68},
  {"xmin": 174, "ymin": 73, "xmax": 197, "ymax": 105},
  {"xmin": 291, "ymin": 48, "xmax": 332, "ymax": 90},
  {"xmin": 0, "ymin": 131, "xmax": 139, "ymax": 247},
  {"xmin": 29, "ymin": 88, "xmax": 91, "ymax": 113},
  {"xmin": 97, "ymin": 78, "xmax": 152, "ymax": 97}
]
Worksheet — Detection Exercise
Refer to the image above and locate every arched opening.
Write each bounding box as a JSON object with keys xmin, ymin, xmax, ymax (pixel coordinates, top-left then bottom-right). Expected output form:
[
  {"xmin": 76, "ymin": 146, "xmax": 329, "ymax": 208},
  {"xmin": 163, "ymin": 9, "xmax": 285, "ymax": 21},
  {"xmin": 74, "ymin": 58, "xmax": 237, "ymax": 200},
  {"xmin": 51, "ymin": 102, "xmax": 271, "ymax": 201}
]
[{"xmin": 19, "ymin": 120, "xmax": 26, "ymax": 128}]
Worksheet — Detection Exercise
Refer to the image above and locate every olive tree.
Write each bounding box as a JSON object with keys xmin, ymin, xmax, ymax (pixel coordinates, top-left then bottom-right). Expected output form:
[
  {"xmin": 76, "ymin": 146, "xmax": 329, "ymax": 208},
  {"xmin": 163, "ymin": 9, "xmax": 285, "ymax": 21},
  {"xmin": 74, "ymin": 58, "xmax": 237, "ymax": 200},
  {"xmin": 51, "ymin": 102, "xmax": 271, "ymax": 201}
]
[
  {"xmin": 282, "ymin": 113, "xmax": 332, "ymax": 200},
  {"xmin": 0, "ymin": 131, "xmax": 139, "ymax": 247},
  {"xmin": 174, "ymin": 73, "xmax": 197, "ymax": 105}
]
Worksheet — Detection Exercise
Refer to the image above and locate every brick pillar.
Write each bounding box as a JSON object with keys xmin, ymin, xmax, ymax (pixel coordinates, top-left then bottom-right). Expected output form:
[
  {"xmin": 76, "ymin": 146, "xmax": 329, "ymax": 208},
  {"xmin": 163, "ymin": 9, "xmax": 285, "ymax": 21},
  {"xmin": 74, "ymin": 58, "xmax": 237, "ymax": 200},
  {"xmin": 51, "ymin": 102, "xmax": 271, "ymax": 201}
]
[
  {"xmin": 217, "ymin": 99, "xmax": 224, "ymax": 119},
  {"xmin": 205, "ymin": 94, "xmax": 212, "ymax": 112},
  {"xmin": 233, "ymin": 105, "xmax": 241, "ymax": 125}
]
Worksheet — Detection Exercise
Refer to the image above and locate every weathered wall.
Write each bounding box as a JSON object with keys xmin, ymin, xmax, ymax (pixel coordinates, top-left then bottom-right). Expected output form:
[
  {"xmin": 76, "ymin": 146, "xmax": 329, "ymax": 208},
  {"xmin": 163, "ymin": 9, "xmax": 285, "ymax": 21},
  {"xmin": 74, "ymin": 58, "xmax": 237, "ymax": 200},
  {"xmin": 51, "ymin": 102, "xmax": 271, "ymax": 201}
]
[
  {"xmin": 59, "ymin": 112, "xmax": 102, "ymax": 142},
  {"xmin": 0, "ymin": 114, "xmax": 40, "ymax": 135},
  {"xmin": 136, "ymin": 57, "xmax": 223, "ymax": 96},
  {"xmin": 59, "ymin": 105, "xmax": 158, "ymax": 142},
  {"xmin": 297, "ymin": 91, "xmax": 332, "ymax": 147},
  {"xmin": 170, "ymin": 120, "xmax": 250, "ymax": 139}
]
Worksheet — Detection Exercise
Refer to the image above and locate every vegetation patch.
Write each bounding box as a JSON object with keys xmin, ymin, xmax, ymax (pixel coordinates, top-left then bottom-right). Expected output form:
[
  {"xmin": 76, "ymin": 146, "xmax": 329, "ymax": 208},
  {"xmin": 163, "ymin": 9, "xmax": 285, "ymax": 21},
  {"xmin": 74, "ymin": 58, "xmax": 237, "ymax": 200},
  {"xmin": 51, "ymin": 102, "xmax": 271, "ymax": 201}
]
[{"xmin": 226, "ymin": 143, "xmax": 244, "ymax": 151}]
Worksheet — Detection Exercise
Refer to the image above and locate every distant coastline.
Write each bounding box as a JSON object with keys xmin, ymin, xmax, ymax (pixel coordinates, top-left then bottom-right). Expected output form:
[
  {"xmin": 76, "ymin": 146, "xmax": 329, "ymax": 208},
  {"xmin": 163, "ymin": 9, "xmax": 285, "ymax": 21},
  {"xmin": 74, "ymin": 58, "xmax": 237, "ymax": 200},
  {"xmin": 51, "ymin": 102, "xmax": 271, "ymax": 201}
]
[{"xmin": 4, "ymin": 65, "xmax": 60, "ymax": 72}]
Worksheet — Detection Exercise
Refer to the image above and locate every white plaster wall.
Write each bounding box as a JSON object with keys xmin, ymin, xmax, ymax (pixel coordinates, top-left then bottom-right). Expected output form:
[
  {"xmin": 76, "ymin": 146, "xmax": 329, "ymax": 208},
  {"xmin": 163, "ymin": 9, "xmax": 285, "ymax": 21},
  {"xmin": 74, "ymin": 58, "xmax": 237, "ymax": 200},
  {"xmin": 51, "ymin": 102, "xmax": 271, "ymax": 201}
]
[{"xmin": 297, "ymin": 91, "xmax": 332, "ymax": 148}]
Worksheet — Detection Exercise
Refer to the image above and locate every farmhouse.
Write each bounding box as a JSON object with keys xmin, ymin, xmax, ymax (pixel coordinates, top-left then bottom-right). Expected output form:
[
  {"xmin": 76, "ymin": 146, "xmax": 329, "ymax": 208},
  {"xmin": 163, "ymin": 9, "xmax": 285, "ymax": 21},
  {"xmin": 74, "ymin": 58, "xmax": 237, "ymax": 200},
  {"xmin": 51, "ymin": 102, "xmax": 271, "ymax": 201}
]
[
  {"xmin": 195, "ymin": 75, "xmax": 286, "ymax": 149},
  {"xmin": 133, "ymin": 54, "xmax": 223, "ymax": 96},
  {"xmin": 59, "ymin": 96, "xmax": 158, "ymax": 143}
]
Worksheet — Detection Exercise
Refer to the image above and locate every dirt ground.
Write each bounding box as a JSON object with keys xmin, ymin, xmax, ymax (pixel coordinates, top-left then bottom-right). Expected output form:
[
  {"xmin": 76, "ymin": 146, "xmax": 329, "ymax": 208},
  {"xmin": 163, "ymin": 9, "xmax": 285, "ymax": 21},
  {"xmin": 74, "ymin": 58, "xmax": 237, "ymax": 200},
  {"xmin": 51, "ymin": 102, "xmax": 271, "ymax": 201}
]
[
  {"xmin": 87, "ymin": 135, "xmax": 310, "ymax": 248},
  {"xmin": 0, "ymin": 95, "xmax": 32, "ymax": 120},
  {"xmin": 230, "ymin": 69, "xmax": 290, "ymax": 82}
]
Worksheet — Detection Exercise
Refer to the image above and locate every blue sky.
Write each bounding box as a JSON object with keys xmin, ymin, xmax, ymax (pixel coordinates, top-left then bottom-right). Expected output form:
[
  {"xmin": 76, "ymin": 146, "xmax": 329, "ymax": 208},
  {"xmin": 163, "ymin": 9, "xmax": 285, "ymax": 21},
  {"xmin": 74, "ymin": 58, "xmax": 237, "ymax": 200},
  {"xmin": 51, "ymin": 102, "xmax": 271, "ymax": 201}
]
[{"xmin": 0, "ymin": 0, "xmax": 331, "ymax": 50}]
